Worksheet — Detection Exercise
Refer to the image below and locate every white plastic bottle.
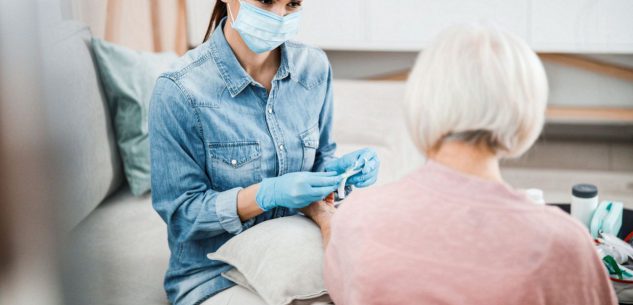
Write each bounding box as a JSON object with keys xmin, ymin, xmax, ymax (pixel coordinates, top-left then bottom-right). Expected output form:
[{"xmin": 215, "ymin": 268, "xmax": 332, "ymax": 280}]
[{"xmin": 571, "ymin": 184, "xmax": 599, "ymax": 228}]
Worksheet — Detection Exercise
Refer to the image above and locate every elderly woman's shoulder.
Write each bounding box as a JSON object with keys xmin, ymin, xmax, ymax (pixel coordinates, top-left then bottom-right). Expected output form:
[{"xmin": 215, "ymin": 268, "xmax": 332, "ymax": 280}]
[
  {"xmin": 338, "ymin": 179, "xmax": 411, "ymax": 217},
  {"xmin": 538, "ymin": 206, "xmax": 597, "ymax": 251}
]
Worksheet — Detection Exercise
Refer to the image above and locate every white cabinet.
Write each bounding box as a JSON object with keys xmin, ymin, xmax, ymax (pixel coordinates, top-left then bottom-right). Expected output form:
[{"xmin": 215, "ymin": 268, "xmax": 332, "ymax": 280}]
[
  {"xmin": 365, "ymin": 0, "xmax": 529, "ymax": 50},
  {"xmin": 295, "ymin": 0, "xmax": 633, "ymax": 53},
  {"xmin": 295, "ymin": 0, "xmax": 366, "ymax": 49},
  {"xmin": 188, "ymin": 0, "xmax": 633, "ymax": 53},
  {"xmin": 531, "ymin": 0, "xmax": 633, "ymax": 53}
]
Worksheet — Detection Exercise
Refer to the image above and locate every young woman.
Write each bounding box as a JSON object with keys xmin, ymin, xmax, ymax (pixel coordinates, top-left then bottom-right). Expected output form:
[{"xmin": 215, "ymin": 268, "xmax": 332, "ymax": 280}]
[{"xmin": 148, "ymin": 1, "xmax": 380, "ymax": 304}]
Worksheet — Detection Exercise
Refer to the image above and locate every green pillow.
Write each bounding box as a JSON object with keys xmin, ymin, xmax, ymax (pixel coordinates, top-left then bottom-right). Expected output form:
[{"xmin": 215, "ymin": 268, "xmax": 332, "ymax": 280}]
[{"xmin": 92, "ymin": 38, "xmax": 177, "ymax": 196}]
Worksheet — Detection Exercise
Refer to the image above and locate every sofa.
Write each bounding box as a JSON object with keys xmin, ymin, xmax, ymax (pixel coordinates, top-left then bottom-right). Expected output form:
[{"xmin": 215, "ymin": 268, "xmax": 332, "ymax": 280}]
[{"xmin": 55, "ymin": 19, "xmax": 424, "ymax": 305}]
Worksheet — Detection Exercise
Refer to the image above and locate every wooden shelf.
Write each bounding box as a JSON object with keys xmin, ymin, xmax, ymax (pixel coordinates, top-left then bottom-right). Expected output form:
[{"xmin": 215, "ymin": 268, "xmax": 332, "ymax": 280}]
[
  {"xmin": 546, "ymin": 106, "xmax": 633, "ymax": 125},
  {"xmin": 540, "ymin": 54, "xmax": 633, "ymax": 83}
]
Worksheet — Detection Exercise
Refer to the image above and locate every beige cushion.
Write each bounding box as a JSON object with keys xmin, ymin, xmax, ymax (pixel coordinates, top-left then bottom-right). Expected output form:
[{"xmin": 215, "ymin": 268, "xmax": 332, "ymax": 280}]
[
  {"xmin": 200, "ymin": 286, "xmax": 268, "ymax": 305},
  {"xmin": 207, "ymin": 216, "xmax": 331, "ymax": 305},
  {"xmin": 67, "ymin": 186, "xmax": 170, "ymax": 305},
  {"xmin": 222, "ymin": 269, "xmax": 257, "ymax": 293},
  {"xmin": 46, "ymin": 21, "xmax": 123, "ymax": 232},
  {"xmin": 220, "ymin": 269, "xmax": 334, "ymax": 305}
]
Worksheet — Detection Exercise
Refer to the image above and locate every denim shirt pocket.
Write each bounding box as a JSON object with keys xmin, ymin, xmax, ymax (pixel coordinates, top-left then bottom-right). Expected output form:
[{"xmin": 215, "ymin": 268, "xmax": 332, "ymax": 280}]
[
  {"xmin": 299, "ymin": 125, "xmax": 320, "ymax": 172},
  {"xmin": 207, "ymin": 141, "xmax": 262, "ymax": 191}
]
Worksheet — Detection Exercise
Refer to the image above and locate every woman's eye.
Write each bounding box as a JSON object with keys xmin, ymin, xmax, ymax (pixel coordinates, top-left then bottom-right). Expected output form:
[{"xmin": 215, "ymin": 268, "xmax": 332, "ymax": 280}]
[
  {"xmin": 257, "ymin": 0, "xmax": 273, "ymax": 5},
  {"xmin": 288, "ymin": 1, "xmax": 302, "ymax": 8}
]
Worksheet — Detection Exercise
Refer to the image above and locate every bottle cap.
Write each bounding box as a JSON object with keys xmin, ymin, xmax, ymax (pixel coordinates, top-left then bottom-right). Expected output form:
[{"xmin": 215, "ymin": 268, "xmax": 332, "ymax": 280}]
[{"xmin": 572, "ymin": 184, "xmax": 598, "ymax": 199}]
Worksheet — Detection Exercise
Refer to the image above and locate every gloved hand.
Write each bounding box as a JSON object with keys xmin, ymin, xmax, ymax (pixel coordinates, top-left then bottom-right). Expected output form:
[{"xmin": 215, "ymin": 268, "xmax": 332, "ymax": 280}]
[
  {"xmin": 323, "ymin": 148, "xmax": 380, "ymax": 188},
  {"xmin": 256, "ymin": 171, "xmax": 342, "ymax": 211}
]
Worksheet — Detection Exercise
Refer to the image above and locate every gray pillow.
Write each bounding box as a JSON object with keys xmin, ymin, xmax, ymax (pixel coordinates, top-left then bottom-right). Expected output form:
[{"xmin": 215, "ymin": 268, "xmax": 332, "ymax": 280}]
[
  {"xmin": 91, "ymin": 38, "xmax": 177, "ymax": 196},
  {"xmin": 207, "ymin": 215, "xmax": 332, "ymax": 305}
]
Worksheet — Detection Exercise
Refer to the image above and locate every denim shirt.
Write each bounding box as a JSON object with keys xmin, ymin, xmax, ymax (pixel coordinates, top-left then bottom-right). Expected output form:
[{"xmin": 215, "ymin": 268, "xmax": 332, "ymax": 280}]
[{"xmin": 148, "ymin": 19, "xmax": 337, "ymax": 305}]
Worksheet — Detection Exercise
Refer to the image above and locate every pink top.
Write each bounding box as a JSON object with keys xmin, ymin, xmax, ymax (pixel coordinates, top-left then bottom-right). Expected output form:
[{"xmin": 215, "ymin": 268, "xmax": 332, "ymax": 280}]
[{"xmin": 324, "ymin": 160, "xmax": 617, "ymax": 305}]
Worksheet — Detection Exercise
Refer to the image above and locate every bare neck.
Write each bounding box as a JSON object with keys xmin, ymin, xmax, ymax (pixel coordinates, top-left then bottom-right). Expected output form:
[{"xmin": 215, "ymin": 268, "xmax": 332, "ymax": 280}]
[
  {"xmin": 223, "ymin": 21, "xmax": 280, "ymax": 83},
  {"xmin": 427, "ymin": 141, "xmax": 504, "ymax": 183}
]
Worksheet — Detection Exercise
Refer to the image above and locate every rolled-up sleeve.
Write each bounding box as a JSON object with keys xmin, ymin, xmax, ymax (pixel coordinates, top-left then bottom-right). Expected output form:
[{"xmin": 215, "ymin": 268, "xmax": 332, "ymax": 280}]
[
  {"xmin": 313, "ymin": 64, "xmax": 338, "ymax": 172},
  {"xmin": 149, "ymin": 76, "xmax": 250, "ymax": 242},
  {"xmin": 215, "ymin": 187, "xmax": 256, "ymax": 235}
]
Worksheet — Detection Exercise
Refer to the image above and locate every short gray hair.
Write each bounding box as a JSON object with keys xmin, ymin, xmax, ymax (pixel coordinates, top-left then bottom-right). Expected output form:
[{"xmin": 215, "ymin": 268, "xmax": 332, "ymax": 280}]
[{"xmin": 404, "ymin": 24, "xmax": 548, "ymax": 158}]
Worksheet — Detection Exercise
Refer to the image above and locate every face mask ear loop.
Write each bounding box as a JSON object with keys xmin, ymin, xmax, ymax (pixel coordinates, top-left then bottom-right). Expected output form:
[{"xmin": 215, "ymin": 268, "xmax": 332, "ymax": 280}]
[{"xmin": 226, "ymin": 0, "xmax": 237, "ymax": 24}]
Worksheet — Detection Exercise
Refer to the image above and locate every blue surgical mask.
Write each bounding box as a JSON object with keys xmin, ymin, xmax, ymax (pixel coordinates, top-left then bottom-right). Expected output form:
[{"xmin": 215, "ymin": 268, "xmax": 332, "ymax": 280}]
[{"xmin": 227, "ymin": 0, "xmax": 302, "ymax": 54}]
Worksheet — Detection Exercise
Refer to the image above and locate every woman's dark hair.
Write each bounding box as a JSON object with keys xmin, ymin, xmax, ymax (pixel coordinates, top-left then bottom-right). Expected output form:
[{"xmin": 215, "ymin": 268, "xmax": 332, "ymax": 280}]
[{"xmin": 204, "ymin": 1, "xmax": 228, "ymax": 42}]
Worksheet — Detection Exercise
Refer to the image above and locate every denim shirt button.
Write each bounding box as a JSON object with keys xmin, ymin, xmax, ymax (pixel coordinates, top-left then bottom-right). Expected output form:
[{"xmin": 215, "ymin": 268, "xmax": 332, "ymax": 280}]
[
  {"xmin": 268, "ymin": 107, "xmax": 273, "ymax": 114},
  {"xmin": 279, "ymin": 144, "xmax": 285, "ymax": 151},
  {"xmin": 231, "ymin": 159, "xmax": 237, "ymax": 167}
]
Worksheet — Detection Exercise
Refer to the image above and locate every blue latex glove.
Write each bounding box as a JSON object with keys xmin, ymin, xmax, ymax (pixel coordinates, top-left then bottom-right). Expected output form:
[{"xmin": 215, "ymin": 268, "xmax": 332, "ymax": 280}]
[
  {"xmin": 323, "ymin": 148, "xmax": 380, "ymax": 188},
  {"xmin": 256, "ymin": 171, "xmax": 343, "ymax": 211}
]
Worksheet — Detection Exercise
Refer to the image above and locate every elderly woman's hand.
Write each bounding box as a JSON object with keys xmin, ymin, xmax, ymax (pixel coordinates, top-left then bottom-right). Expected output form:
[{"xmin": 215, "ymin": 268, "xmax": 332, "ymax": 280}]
[{"xmin": 300, "ymin": 197, "xmax": 336, "ymax": 246}]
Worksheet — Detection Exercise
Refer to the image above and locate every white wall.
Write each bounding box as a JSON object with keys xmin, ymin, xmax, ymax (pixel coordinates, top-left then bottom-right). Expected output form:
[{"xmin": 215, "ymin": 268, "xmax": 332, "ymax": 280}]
[
  {"xmin": 299, "ymin": 0, "xmax": 633, "ymax": 53},
  {"xmin": 188, "ymin": 0, "xmax": 633, "ymax": 53}
]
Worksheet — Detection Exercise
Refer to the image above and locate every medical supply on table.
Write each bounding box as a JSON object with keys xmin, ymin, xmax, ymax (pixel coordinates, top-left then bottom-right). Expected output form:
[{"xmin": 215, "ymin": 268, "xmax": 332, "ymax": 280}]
[
  {"xmin": 596, "ymin": 233, "xmax": 633, "ymax": 304},
  {"xmin": 256, "ymin": 171, "xmax": 341, "ymax": 211},
  {"xmin": 612, "ymin": 280, "xmax": 633, "ymax": 304},
  {"xmin": 597, "ymin": 234, "xmax": 633, "ymax": 282},
  {"xmin": 602, "ymin": 253, "xmax": 633, "ymax": 281},
  {"xmin": 595, "ymin": 222, "xmax": 633, "ymax": 304},
  {"xmin": 526, "ymin": 188, "xmax": 546, "ymax": 205},
  {"xmin": 590, "ymin": 201, "xmax": 624, "ymax": 238},
  {"xmin": 571, "ymin": 184, "xmax": 599, "ymax": 228},
  {"xmin": 598, "ymin": 233, "xmax": 633, "ymax": 265}
]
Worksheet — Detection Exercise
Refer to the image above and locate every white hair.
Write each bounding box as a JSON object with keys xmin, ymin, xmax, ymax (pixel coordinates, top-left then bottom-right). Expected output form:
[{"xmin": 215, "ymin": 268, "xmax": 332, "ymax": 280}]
[{"xmin": 404, "ymin": 23, "xmax": 548, "ymax": 158}]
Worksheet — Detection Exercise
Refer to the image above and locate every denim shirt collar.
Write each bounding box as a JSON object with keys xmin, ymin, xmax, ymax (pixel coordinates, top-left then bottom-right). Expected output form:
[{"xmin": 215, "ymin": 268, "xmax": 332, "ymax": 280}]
[{"xmin": 209, "ymin": 18, "xmax": 294, "ymax": 97}]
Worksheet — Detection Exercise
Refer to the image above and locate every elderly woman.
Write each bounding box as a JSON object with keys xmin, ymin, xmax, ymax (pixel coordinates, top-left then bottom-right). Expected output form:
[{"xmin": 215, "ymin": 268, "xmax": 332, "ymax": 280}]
[{"xmin": 313, "ymin": 25, "xmax": 617, "ymax": 304}]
